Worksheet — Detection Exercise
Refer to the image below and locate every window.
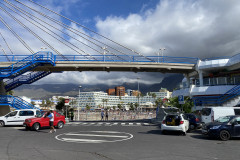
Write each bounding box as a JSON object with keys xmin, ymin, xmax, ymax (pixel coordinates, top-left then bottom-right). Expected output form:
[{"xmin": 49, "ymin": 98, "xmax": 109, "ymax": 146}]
[
  {"xmin": 6, "ymin": 111, "xmax": 17, "ymax": 117},
  {"xmin": 234, "ymin": 117, "xmax": 240, "ymax": 124},
  {"xmin": 234, "ymin": 109, "xmax": 240, "ymax": 115},
  {"xmin": 202, "ymin": 108, "xmax": 211, "ymax": 116},
  {"xmin": 19, "ymin": 111, "xmax": 34, "ymax": 116}
]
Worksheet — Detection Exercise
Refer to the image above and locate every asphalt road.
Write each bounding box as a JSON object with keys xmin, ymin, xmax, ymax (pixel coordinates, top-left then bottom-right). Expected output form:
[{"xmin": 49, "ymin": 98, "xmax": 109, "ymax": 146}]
[{"xmin": 0, "ymin": 121, "xmax": 240, "ymax": 160}]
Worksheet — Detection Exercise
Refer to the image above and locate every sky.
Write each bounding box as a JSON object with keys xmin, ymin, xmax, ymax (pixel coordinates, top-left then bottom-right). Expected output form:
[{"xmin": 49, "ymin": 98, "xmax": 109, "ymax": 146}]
[{"xmin": 0, "ymin": 0, "xmax": 240, "ymax": 86}]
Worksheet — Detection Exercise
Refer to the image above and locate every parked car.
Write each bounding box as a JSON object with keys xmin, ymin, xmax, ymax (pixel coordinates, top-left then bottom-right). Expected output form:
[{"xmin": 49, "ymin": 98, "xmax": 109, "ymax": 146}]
[
  {"xmin": 184, "ymin": 113, "xmax": 201, "ymax": 130},
  {"xmin": 23, "ymin": 110, "xmax": 65, "ymax": 131},
  {"xmin": 201, "ymin": 107, "xmax": 240, "ymax": 124},
  {"xmin": 156, "ymin": 107, "xmax": 180, "ymax": 122},
  {"xmin": 161, "ymin": 113, "xmax": 189, "ymax": 135},
  {"xmin": 202, "ymin": 115, "xmax": 240, "ymax": 141},
  {"xmin": 0, "ymin": 109, "xmax": 41, "ymax": 127}
]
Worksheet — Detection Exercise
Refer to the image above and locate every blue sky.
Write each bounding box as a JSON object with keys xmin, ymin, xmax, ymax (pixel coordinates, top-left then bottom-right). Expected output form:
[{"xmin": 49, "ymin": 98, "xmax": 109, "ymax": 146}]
[{"xmin": 38, "ymin": 0, "xmax": 159, "ymax": 30}]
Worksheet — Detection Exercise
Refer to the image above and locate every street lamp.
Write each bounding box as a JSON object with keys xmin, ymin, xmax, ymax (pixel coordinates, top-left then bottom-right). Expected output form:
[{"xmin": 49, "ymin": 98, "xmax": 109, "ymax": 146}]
[
  {"xmin": 159, "ymin": 48, "xmax": 166, "ymax": 62},
  {"xmin": 78, "ymin": 85, "xmax": 82, "ymax": 121},
  {"xmin": 102, "ymin": 46, "xmax": 108, "ymax": 62},
  {"xmin": 137, "ymin": 77, "xmax": 140, "ymax": 111}
]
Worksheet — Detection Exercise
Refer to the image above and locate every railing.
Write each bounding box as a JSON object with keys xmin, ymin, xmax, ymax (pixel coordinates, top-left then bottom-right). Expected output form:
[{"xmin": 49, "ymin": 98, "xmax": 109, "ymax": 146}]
[
  {"xmin": 0, "ymin": 52, "xmax": 55, "ymax": 78},
  {"xmin": 5, "ymin": 71, "xmax": 51, "ymax": 92},
  {"xmin": 0, "ymin": 95, "xmax": 39, "ymax": 110},
  {"xmin": 0, "ymin": 53, "xmax": 199, "ymax": 64},
  {"xmin": 193, "ymin": 85, "xmax": 240, "ymax": 106}
]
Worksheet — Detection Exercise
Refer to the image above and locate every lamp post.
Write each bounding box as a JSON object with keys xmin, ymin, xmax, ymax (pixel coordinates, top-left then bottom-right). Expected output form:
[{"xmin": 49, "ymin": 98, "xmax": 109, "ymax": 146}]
[
  {"xmin": 137, "ymin": 77, "xmax": 140, "ymax": 111},
  {"xmin": 102, "ymin": 46, "xmax": 108, "ymax": 62},
  {"xmin": 159, "ymin": 48, "xmax": 166, "ymax": 62},
  {"xmin": 78, "ymin": 85, "xmax": 82, "ymax": 121}
]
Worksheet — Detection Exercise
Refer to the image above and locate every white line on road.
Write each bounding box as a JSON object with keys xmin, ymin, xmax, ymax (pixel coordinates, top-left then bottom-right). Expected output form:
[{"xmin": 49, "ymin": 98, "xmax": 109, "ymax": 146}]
[
  {"xmin": 62, "ymin": 138, "xmax": 107, "ymax": 143},
  {"xmin": 65, "ymin": 133, "xmax": 128, "ymax": 138}
]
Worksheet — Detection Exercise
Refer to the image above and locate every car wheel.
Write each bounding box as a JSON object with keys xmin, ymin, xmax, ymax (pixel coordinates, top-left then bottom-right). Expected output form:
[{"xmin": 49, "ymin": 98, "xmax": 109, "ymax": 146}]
[
  {"xmin": 25, "ymin": 126, "xmax": 30, "ymax": 131},
  {"xmin": 190, "ymin": 124, "xmax": 195, "ymax": 130},
  {"xmin": 57, "ymin": 121, "xmax": 64, "ymax": 129},
  {"xmin": 219, "ymin": 130, "xmax": 231, "ymax": 141},
  {"xmin": 0, "ymin": 121, "xmax": 5, "ymax": 127},
  {"xmin": 32, "ymin": 123, "xmax": 40, "ymax": 131},
  {"xmin": 161, "ymin": 130, "xmax": 166, "ymax": 135}
]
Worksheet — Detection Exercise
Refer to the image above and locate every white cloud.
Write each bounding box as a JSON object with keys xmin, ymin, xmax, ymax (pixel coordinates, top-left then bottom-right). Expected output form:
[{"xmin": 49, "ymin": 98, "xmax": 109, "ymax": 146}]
[{"xmin": 96, "ymin": 0, "xmax": 240, "ymax": 58}]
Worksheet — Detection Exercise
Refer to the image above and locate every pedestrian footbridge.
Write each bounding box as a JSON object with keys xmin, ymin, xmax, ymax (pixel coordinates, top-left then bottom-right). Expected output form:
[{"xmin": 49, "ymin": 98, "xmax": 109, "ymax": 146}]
[{"xmin": 0, "ymin": 51, "xmax": 198, "ymax": 112}]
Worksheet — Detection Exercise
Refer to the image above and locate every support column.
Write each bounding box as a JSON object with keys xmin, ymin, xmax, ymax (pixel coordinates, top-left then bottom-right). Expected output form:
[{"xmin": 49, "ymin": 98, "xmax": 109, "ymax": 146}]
[
  {"xmin": 199, "ymin": 70, "xmax": 204, "ymax": 87},
  {"xmin": 0, "ymin": 80, "xmax": 10, "ymax": 116},
  {"xmin": 184, "ymin": 74, "xmax": 190, "ymax": 88}
]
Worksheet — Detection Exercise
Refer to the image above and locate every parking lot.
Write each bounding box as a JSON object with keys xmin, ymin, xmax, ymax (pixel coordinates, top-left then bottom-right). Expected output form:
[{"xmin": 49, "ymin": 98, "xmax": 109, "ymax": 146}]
[{"xmin": 0, "ymin": 121, "xmax": 240, "ymax": 160}]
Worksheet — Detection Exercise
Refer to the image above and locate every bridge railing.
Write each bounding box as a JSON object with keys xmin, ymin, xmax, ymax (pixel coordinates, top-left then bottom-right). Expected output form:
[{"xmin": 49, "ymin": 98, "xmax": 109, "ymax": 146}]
[
  {"xmin": 0, "ymin": 52, "xmax": 199, "ymax": 64},
  {"xmin": 53, "ymin": 55, "xmax": 199, "ymax": 64},
  {"xmin": 0, "ymin": 52, "xmax": 55, "ymax": 77}
]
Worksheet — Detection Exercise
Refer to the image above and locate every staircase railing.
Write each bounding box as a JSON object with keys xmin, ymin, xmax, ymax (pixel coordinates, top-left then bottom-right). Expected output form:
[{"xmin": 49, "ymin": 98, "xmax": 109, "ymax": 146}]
[
  {"xmin": 0, "ymin": 51, "xmax": 55, "ymax": 79},
  {"xmin": 5, "ymin": 71, "xmax": 52, "ymax": 92},
  {"xmin": 193, "ymin": 85, "xmax": 240, "ymax": 106},
  {"xmin": 0, "ymin": 95, "xmax": 39, "ymax": 110}
]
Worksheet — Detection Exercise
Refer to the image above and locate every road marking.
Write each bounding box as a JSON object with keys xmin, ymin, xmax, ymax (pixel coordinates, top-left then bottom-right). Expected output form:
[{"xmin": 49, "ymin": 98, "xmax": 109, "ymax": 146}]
[
  {"xmin": 67, "ymin": 122, "xmax": 152, "ymax": 126},
  {"xmin": 62, "ymin": 138, "xmax": 107, "ymax": 143},
  {"xmin": 56, "ymin": 131, "xmax": 133, "ymax": 144},
  {"xmin": 65, "ymin": 133, "xmax": 128, "ymax": 138}
]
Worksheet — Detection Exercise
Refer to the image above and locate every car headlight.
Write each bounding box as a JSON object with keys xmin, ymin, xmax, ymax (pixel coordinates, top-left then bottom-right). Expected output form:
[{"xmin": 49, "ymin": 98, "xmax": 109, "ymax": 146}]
[
  {"xmin": 27, "ymin": 120, "xmax": 31, "ymax": 123},
  {"xmin": 210, "ymin": 125, "xmax": 221, "ymax": 130}
]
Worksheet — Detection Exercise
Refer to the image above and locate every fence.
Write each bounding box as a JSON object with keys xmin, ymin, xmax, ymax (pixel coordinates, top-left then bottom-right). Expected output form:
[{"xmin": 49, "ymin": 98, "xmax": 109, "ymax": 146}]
[{"xmin": 71, "ymin": 111, "xmax": 156, "ymax": 121}]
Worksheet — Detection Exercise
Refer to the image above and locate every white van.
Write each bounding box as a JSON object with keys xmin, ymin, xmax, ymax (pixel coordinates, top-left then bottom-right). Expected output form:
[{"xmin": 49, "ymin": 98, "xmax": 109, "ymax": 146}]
[
  {"xmin": 0, "ymin": 109, "xmax": 40, "ymax": 127},
  {"xmin": 201, "ymin": 107, "xmax": 240, "ymax": 124}
]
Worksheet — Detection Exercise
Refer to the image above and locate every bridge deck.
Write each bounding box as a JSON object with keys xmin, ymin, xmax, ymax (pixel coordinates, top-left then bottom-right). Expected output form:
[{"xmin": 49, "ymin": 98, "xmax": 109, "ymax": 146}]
[{"xmin": 0, "ymin": 61, "xmax": 195, "ymax": 73}]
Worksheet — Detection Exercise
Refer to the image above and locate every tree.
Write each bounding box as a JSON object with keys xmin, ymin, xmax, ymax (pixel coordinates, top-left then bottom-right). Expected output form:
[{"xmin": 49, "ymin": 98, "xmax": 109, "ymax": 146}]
[
  {"xmin": 86, "ymin": 105, "xmax": 91, "ymax": 111},
  {"xmin": 165, "ymin": 96, "xmax": 193, "ymax": 113},
  {"xmin": 31, "ymin": 101, "xmax": 36, "ymax": 106},
  {"xmin": 56, "ymin": 98, "xmax": 65, "ymax": 111},
  {"xmin": 134, "ymin": 102, "xmax": 139, "ymax": 111},
  {"xmin": 117, "ymin": 104, "xmax": 122, "ymax": 110},
  {"xmin": 155, "ymin": 98, "xmax": 163, "ymax": 108},
  {"xmin": 113, "ymin": 106, "xmax": 116, "ymax": 111},
  {"xmin": 130, "ymin": 103, "xmax": 134, "ymax": 110}
]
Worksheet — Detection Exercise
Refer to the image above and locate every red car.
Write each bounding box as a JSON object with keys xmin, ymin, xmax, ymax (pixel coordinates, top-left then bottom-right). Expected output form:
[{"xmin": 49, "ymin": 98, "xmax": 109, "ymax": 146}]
[{"xmin": 24, "ymin": 110, "xmax": 66, "ymax": 131}]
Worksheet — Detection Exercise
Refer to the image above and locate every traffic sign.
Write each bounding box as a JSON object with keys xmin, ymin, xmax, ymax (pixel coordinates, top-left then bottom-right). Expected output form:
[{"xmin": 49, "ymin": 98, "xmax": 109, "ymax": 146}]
[{"xmin": 178, "ymin": 95, "xmax": 185, "ymax": 104}]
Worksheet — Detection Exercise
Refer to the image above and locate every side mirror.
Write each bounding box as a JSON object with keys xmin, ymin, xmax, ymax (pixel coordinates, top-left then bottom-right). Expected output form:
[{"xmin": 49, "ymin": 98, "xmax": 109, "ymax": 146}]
[{"xmin": 232, "ymin": 121, "xmax": 238, "ymax": 126}]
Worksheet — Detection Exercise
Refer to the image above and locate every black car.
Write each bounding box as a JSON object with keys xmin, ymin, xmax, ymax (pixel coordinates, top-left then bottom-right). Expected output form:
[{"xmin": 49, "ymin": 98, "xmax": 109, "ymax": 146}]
[
  {"xmin": 202, "ymin": 115, "xmax": 240, "ymax": 141},
  {"xmin": 184, "ymin": 113, "xmax": 201, "ymax": 130}
]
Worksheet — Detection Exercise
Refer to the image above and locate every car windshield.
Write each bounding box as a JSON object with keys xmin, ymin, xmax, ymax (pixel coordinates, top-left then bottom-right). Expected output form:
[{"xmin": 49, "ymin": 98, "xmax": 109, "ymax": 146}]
[
  {"xmin": 202, "ymin": 108, "xmax": 211, "ymax": 116},
  {"xmin": 215, "ymin": 116, "xmax": 232, "ymax": 123},
  {"xmin": 164, "ymin": 108, "xmax": 179, "ymax": 114},
  {"xmin": 35, "ymin": 111, "xmax": 47, "ymax": 118}
]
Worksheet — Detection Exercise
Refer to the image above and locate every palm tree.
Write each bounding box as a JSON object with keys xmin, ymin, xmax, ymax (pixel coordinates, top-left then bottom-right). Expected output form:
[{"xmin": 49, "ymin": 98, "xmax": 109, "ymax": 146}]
[
  {"xmin": 151, "ymin": 93, "xmax": 157, "ymax": 107},
  {"xmin": 102, "ymin": 99, "xmax": 108, "ymax": 109}
]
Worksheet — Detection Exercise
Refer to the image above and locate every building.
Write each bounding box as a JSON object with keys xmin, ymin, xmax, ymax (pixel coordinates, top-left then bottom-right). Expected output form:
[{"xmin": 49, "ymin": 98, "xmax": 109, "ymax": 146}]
[
  {"xmin": 106, "ymin": 88, "xmax": 115, "ymax": 95},
  {"xmin": 115, "ymin": 86, "xmax": 125, "ymax": 96},
  {"xmin": 132, "ymin": 90, "xmax": 141, "ymax": 96},
  {"xmin": 149, "ymin": 88, "xmax": 172, "ymax": 99},
  {"xmin": 172, "ymin": 53, "xmax": 240, "ymax": 111},
  {"xmin": 75, "ymin": 88, "xmax": 172, "ymax": 110}
]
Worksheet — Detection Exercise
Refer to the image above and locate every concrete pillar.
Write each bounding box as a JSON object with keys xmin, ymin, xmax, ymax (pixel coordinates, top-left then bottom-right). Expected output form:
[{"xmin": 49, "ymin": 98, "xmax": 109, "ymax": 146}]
[
  {"xmin": 184, "ymin": 74, "xmax": 190, "ymax": 88},
  {"xmin": 198, "ymin": 70, "xmax": 203, "ymax": 87},
  {"xmin": 0, "ymin": 80, "xmax": 10, "ymax": 116}
]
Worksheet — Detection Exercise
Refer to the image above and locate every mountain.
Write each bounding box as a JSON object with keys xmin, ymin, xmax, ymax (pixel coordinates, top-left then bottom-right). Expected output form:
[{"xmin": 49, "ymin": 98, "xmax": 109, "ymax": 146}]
[{"xmin": 13, "ymin": 74, "xmax": 183, "ymax": 99}]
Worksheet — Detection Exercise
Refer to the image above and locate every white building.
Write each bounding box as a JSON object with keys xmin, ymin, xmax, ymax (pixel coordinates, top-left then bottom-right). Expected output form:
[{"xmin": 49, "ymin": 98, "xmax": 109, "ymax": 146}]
[
  {"xmin": 172, "ymin": 53, "xmax": 240, "ymax": 111},
  {"xmin": 75, "ymin": 89, "xmax": 171, "ymax": 110}
]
